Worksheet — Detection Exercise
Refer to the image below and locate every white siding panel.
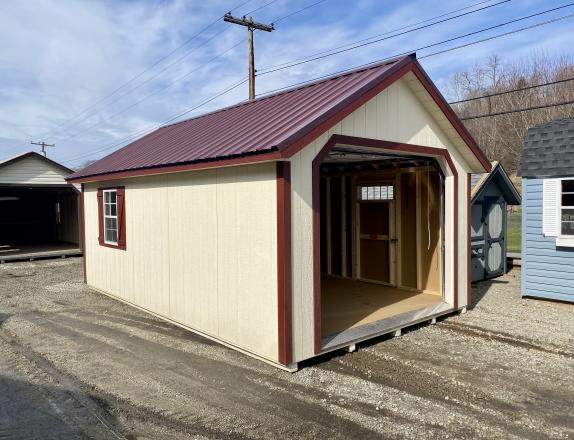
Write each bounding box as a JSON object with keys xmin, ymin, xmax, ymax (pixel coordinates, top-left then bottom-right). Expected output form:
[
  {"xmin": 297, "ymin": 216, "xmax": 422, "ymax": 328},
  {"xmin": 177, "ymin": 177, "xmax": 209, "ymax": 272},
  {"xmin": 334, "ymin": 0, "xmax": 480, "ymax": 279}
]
[
  {"xmin": 0, "ymin": 155, "xmax": 70, "ymax": 185},
  {"xmin": 84, "ymin": 162, "xmax": 279, "ymax": 362},
  {"xmin": 290, "ymin": 77, "xmax": 472, "ymax": 362}
]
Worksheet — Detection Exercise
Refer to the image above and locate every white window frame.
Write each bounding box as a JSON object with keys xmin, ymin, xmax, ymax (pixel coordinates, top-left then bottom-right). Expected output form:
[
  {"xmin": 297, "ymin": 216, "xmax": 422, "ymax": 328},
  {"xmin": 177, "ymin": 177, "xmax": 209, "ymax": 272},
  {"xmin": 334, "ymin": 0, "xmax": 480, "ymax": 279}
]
[
  {"xmin": 103, "ymin": 189, "xmax": 118, "ymax": 245},
  {"xmin": 358, "ymin": 184, "xmax": 394, "ymax": 201},
  {"xmin": 560, "ymin": 178, "xmax": 574, "ymax": 235},
  {"xmin": 554, "ymin": 178, "xmax": 574, "ymax": 247}
]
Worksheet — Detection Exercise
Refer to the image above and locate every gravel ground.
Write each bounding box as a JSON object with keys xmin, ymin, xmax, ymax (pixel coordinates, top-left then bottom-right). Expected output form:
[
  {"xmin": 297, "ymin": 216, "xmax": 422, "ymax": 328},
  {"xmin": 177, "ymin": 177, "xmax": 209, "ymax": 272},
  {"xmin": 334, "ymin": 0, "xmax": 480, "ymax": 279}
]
[{"xmin": 0, "ymin": 258, "xmax": 572, "ymax": 439}]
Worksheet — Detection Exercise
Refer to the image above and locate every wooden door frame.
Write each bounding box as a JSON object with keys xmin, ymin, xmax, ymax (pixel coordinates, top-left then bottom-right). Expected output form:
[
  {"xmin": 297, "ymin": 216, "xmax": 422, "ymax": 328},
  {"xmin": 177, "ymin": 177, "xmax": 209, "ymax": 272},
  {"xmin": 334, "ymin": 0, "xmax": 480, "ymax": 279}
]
[{"xmin": 312, "ymin": 134, "xmax": 460, "ymax": 354}]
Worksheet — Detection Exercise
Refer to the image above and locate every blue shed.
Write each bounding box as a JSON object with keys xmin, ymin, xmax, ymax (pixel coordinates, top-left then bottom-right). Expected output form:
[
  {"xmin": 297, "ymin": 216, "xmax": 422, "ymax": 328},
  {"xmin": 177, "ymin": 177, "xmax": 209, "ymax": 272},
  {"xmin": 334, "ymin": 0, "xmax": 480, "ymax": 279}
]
[
  {"xmin": 518, "ymin": 118, "xmax": 574, "ymax": 303},
  {"xmin": 471, "ymin": 162, "xmax": 521, "ymax": 282}
]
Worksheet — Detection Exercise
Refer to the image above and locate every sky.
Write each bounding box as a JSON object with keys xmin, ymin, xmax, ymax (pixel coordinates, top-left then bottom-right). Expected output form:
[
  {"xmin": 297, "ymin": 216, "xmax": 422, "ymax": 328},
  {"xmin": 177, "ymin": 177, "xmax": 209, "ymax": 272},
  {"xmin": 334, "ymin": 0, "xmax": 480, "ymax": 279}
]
[{"xmin": 0, "ymin": 0, "xmax": 572, "ymax": 169}]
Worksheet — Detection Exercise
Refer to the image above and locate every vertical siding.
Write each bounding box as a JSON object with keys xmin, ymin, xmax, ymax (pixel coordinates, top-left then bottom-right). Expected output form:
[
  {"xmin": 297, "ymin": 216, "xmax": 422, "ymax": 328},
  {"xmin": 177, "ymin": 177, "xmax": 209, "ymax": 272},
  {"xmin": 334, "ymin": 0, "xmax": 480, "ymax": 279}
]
[
  {"xmin": 0, "ymin": 155, "xmax": 70, "ymax": 185},
  {"xmin": 84, "ymin": 162, "xmax": 279, "ymax": 361},
  {"xmin": 522, "ymin": 178, "xmax": 574, "ymax": 301},
  {"xmin": 290, "ymin": 77, "xmax": 472, "ymax": 362}
]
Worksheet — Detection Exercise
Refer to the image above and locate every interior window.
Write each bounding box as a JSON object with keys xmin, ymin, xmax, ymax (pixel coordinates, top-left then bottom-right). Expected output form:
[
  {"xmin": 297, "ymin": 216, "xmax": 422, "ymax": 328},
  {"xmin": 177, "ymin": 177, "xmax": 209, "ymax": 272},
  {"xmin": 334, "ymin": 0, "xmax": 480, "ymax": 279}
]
[
  {"xmin": 562, "ymin": 179, "xmax": 574, "ymax": 236},
  {"xmin": 103, "ymin": 189, "xmax": 118, "ymax": 244},
  {"xmin": 359, "ymin": 185, "xmax": 394, "ymax": 201}
]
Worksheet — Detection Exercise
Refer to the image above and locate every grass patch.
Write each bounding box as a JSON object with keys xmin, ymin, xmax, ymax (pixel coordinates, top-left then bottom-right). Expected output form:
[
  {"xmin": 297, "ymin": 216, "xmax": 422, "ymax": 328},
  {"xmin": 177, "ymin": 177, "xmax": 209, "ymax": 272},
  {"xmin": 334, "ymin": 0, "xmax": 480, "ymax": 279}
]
[{"xmin": 507, "ymin": 208, "xmax": 521, "ymax": 253}]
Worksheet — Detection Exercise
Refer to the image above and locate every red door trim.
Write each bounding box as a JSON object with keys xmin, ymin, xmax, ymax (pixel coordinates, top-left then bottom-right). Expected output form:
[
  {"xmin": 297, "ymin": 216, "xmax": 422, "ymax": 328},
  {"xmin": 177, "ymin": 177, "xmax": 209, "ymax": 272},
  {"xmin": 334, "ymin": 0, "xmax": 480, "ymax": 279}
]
[
  {"xmin": 276, "ymin": 161, "xmax": 293, "ymax": 365},
  {"xmin": 312, "ymin": 134, "xmax": 461, "ymax": 354}
]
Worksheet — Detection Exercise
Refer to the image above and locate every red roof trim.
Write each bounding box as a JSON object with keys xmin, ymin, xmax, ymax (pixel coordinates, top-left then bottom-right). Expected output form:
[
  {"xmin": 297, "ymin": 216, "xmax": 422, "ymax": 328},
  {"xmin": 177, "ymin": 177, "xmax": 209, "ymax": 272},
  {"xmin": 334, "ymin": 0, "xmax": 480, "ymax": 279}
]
[{"xmin": 68, "ymin": 150, "xmax": 283, "ymax": 183}]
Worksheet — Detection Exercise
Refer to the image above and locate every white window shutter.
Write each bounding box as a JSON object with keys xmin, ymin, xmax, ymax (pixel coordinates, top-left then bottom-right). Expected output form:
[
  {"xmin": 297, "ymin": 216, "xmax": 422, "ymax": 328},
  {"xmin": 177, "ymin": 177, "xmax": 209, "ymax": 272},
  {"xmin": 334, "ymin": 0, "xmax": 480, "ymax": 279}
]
[{"xmin": 542, "ymin": 179, "xmax": 560, "ymax": 237}]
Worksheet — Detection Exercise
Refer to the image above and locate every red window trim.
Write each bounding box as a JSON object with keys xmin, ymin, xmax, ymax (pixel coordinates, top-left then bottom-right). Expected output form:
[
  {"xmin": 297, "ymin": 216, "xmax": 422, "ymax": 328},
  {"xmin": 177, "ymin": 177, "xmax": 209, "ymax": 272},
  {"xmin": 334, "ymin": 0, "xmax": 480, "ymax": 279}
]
[{"xmin": 97, "ymin": 186, "xmax": 126, "ymax": 250}]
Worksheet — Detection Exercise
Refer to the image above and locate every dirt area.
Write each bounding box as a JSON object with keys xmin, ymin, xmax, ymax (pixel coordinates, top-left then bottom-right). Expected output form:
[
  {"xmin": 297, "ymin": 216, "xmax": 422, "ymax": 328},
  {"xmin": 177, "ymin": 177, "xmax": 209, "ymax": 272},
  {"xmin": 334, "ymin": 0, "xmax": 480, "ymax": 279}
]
[{"xmin": 0, "ymin": 258, "xmax": 572, "ymax": 439}]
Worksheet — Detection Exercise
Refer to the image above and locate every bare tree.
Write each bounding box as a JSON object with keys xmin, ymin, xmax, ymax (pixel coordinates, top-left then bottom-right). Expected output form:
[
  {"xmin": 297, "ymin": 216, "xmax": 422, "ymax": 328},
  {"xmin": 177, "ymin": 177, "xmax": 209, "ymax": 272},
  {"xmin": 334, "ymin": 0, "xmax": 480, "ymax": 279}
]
[{"xmin": 447, "ymin": 52, "xmax": 574, "ymax": 174}]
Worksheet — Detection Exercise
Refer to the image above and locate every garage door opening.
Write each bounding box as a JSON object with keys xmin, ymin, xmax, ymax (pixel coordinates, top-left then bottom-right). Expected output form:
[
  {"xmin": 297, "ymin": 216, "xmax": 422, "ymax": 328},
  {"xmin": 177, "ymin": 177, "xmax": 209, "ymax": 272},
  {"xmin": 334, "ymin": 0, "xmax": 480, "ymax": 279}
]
[
  {"xmin": 0, "ymin": 186, "xmax": 81, "ymax": 261},
  {"xmin": 319, "ymin": 147, "xmax": 446, "ymax": 346}
]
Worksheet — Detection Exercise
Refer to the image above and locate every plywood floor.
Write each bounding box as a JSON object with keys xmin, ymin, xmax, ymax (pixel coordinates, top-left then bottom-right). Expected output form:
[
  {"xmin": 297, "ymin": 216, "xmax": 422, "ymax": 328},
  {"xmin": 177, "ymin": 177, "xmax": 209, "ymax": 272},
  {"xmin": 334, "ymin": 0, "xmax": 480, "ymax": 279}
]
[
  {"xmin": 321, "ymin": 276, "xmax": 442, "ymax": 336},
  {"xmin": 0, "ymin": 242, "xmax": 81, "ymax": 262}
]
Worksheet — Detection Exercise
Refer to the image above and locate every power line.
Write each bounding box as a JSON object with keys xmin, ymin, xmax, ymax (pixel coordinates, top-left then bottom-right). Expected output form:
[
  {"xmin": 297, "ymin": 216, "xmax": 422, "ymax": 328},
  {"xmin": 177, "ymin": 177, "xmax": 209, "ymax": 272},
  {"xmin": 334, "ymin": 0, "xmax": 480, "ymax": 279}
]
[
  {"xmin": 257, "ymin": 2, "xmax": 573, "ymax": 76},
  {"xmin": 264, "ymin": 0, "xmax": 501, "ymax": 70},
  {"xmin": 62, "ymin": 77, "xmax": 249, "ymax": 165},
  {"xmin": 56, "ymin": 39, "xmax": 245, "ymax": 143},
  {"xmin": 449, "ymin": 77, "xmax": 574, "ymax": 104},
  {"xmin": 272, "ymin": 0, "xmax": 330, "ymax": 24},
  {"xmin": 460, "ymin": 99, "xmax": 574, "ymax": 120},
  {"xmin": 255, "ymin": 11, "xmax": 574, "ymax": 97},
  {"xmin": 48, "ymin": 0, "xmax": 291, "ymax": 142},
  {"xmin": 258, "ymin": 0, "xmax": 509, "ymax": 73},
  {"xmin": 57, "ymin": 0, "xmax": 332, "ymax": 154},
  {"xmin": 50, "ymin": 26, "xmax": 235, "ymax": 141},
  {"xmin": 61, "ymin": 3, "xmax": 573, "ymax": 165},
  {"xmin": 40, "ymin": 0, "xmax": 255, "ymax": 139}
]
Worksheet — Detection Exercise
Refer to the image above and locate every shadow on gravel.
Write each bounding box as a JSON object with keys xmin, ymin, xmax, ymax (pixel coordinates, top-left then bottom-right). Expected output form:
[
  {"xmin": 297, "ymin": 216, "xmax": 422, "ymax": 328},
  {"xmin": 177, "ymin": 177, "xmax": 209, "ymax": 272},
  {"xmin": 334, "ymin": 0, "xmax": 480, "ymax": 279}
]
[
  {"xmin": 0, "ymin": 374, "xmax": 122, "ymax": 440},
  {"xmin": 469, "ymin": 278, "xmax": 509, "ymax": 310}
]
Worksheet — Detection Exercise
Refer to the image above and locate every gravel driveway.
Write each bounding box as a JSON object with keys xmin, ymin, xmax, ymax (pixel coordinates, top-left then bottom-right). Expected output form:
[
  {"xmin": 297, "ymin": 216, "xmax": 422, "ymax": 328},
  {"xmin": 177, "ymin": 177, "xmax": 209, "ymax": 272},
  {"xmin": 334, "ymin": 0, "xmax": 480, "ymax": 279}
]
[{"xmin": 0, "ymin": 258, "xmax": 572, "ymax": 439}]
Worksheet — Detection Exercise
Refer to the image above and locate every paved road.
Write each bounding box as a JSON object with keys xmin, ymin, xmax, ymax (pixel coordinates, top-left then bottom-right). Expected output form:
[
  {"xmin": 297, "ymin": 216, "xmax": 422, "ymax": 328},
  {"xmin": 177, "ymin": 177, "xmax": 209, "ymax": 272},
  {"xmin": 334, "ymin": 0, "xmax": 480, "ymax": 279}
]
[{"xmin": 0, "ymin": 258, "xmax": 572, "ymax": 439}]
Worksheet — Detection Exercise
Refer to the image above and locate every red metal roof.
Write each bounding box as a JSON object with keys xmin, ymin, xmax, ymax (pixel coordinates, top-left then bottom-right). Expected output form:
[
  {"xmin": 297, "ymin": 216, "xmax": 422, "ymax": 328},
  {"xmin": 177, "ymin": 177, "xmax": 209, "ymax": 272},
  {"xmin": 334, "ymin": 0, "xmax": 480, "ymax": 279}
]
[{"xmin": 68, "ymin": 55, "xmax": 417, "ymax": 180}]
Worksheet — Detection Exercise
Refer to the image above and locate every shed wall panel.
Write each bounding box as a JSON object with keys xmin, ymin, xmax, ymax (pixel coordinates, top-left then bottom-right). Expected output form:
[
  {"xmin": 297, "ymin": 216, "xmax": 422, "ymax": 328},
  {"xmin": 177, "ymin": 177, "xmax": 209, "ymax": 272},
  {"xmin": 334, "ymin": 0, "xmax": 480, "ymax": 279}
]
[
  {"xmin": 290, "ymin": 77, "xmax": 472, "ymax": 362},
  {"xmin": 84, "ymin": 162, "xmax": 279, "ymax": 361},
  {"xmin": 521, "ymin": 177, "xmax": 574, "ymax": 302}
]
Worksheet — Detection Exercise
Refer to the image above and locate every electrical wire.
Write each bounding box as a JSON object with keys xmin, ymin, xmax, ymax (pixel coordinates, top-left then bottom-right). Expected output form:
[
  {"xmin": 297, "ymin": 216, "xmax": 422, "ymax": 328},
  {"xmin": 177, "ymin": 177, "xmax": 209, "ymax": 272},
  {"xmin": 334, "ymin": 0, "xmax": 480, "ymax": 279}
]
[
  {"xmin": 62, "ymin": 77, "xmax": 249, "ymax": 164},
  {"xmin": 449, "ymin": 77, "xmax": 574, "ymax": 104},
  {"xmin": 39, "ymin": 0, "xmax": 255, "ymax": 139},
  {"xmin": 263, "ymin": 0, "xmax": 502, "ymax": 71},
  {"xmin": 57, "ymin": 0, "xmax": 334, "ymax": 154},
  {"xmin": 460, "ymin": 99, "xmax": 574, "ymax": 120},
  {"xmin": 56, "ymin": 40, "xmax": 244, "ymax": 143},
  {"xmin": 257, "ymin": 2, "xmax": 573, "ymax": 76},
  {"xmin": 255, "ymin": 11, "xmax": 574, "ymax": 97}
]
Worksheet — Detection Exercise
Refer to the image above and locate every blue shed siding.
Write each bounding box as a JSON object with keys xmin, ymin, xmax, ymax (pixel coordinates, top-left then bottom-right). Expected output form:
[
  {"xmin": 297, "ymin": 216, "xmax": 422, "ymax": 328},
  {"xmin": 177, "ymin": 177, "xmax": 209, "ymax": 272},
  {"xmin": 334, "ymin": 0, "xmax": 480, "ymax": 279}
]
[{"xmin": 521, "ymin": 178, "xmax": 574, "ymax": 302}]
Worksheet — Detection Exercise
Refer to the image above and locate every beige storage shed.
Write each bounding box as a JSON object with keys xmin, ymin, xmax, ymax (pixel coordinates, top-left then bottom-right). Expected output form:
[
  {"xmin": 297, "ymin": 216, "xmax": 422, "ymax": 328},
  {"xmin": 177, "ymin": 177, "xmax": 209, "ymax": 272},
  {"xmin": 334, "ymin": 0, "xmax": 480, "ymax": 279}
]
[{"xmin": 68, "ymin": 54, "xmax": 490, "ymax": 370}]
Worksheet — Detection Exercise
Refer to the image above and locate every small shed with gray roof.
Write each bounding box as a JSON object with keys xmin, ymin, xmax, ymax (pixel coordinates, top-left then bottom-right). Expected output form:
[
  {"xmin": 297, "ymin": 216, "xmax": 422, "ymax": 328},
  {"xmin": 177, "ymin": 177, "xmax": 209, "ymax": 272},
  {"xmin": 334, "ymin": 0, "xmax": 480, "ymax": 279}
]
[
  {"xmin": 470, "ymin": 162, "xmax": 521, "ymax": 282},
  {"xmin": 518, "ymin": 118, "xmax": 574, "ymax": 303}
]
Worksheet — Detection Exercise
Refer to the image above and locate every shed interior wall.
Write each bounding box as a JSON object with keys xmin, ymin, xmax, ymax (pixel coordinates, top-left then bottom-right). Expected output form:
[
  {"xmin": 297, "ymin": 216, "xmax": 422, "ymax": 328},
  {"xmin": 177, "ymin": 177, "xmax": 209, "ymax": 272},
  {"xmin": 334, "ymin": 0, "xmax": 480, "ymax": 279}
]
[{"xmin": 84, "ymin": 163, "xmax": 280, "ymax": 361}]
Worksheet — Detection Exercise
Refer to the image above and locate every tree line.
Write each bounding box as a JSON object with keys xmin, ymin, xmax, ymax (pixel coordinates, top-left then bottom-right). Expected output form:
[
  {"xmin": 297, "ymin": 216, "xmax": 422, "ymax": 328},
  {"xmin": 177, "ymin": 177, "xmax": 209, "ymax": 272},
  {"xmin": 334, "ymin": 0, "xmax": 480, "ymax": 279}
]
[{"xmin": 447, "ymin": 52, "xmax": 574, "ymax": 174}]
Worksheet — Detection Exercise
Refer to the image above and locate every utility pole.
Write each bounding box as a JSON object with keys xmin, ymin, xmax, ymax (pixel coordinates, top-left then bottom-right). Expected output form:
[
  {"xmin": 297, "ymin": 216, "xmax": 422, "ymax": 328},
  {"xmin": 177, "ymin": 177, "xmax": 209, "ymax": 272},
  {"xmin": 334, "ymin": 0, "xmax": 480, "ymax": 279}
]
[
  {"xmin": 31, "ymin": 141, "xmax": 55, "ymax": 157},
  {"xmin": 224, "ymin": 13, "xmax": 274, "ymax": 100}
]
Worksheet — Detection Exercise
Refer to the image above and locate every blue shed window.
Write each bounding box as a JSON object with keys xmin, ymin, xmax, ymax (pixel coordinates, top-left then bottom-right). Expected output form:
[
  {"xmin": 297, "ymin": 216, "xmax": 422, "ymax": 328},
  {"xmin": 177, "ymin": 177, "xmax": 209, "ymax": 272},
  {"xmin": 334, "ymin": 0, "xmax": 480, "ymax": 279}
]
[{"xmin": 562, "ymin": 180, "xmax": 574, "ymax": 236}]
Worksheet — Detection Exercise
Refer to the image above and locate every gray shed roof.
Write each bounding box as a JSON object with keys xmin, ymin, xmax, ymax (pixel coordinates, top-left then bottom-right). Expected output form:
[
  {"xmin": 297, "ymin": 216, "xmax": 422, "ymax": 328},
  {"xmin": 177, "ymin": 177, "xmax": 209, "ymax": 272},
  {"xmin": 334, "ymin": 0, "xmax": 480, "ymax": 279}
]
[
  {"xmin": 472, "ymin": 161, "xmax": 521, "ymax": 205},
  {"xmin": 518, "ymin": 118, "xmax": 574, "ymax": 177}
]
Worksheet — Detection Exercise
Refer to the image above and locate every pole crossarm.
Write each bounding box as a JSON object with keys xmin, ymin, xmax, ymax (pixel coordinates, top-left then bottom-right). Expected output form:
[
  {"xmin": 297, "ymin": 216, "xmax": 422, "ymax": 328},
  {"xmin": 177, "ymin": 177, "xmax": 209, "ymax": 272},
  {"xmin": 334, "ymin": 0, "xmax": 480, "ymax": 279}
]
[{"xmin": 224, "ymin": 13, "xmax": 274, "ymax": 31}]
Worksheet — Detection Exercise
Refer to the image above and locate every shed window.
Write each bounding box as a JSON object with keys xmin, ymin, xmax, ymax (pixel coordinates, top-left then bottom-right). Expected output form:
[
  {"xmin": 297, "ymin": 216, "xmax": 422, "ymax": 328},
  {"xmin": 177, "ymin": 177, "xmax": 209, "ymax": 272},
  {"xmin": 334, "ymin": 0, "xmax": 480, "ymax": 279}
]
[
  {"xmin": 97, "ymin": 187, "xmax": 126, "ymax": 250},
  {"xmin": 562, "ymin": 180, "xmax": 574, "ymax": 236},
  {"xmin": 359, "ymin": 185, "xmax": 394, "ymax": 201}
]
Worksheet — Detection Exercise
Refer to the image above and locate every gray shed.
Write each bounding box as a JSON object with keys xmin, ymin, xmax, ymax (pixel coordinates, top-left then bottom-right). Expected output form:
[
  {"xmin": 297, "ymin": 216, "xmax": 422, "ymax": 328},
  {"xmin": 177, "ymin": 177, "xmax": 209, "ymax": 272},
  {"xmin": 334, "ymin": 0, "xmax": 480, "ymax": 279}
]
[
  {"xmin": 0, "ymin": 152, "xmax": 82, "ymax": 262},
  {"xmin": 471, "ymin": 161, "xmax": 521, "ymax": 282}
]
